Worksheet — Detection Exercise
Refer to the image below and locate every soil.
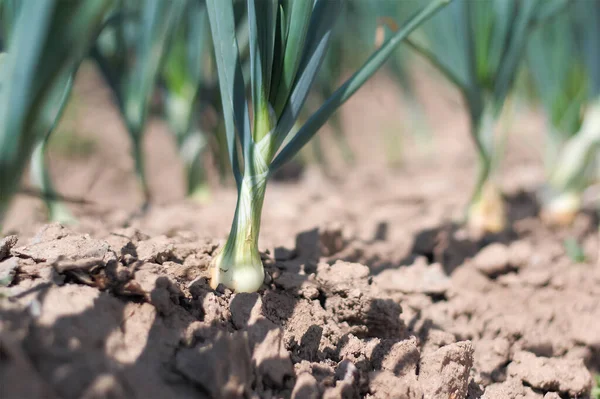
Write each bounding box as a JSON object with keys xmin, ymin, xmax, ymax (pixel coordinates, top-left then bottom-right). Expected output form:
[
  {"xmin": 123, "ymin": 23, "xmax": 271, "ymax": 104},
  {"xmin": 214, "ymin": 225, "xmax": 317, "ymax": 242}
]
[{"xmin": 1, "ymin": 64, "xmax": 599, "ymax": 398}]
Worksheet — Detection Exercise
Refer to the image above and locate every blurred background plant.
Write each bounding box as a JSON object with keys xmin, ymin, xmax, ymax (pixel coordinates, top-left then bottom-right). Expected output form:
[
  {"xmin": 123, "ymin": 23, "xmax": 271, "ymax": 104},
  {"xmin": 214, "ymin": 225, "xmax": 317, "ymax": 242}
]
[
  {"xmin": 161, "ymin": 0, "xmax": 214, "ymax": 202},
  {"xmin": 92, "ymin": 0, "xmax": 186, "ymax": 207},
  {"xmin": 528, "ymin": 0, "xmax": 600, "ymax": 226},
  {"xmin": 397, "ymin": 0, "xmax": 571, "ymax": 234},
  {"xmin": 0, "ymin": 0, "xmax": 114, "ymax": 230},
  {"xmin": 1, "ymin": 0, "xmax": 600, "ymax": 239}
]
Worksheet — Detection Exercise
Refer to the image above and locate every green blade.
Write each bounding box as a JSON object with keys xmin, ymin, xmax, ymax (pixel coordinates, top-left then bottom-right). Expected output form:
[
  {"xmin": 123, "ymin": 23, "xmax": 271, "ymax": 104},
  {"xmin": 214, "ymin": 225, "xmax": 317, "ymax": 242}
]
[
  {"xmin": 535, "ymin": 0, "xmax": 570, "ymax": 23},
  {"xmin": 206, "ymin": 0, "xmax": 251, "ymax": 184},
  {"xmin": 269, "ymin": 0, "xmax": 314, "ymax": 117},
  {"xmin": 269, "ymin": 0, "xmax": 342, "ymax": 156},
  {"xmin": 0, "ymin": 0, "xmax": 20, "ymax": 43},
  {"xmin": 247, "ymin": 0, "xmax": 277, "ymax": 141},
  {"xmin": 270, "ymin": 0, "xmax": 450, "ymax": 172},
  {"xmin": 29, "ymin": 73, "xmax": 77, "ymax": 224},
  {"xmin": 163, "ymin": 0, "xmax": 209, "ymax": 141},
  {"xmin": 0, "ymin": 0, "xmax": 113, "ymax": 224},
  {"xmin": 572, "ymin": 0, "xmax": 600, "ymax": 97},
  {"xmin": 122, "ymin": 0, "xmax": 186, "ymax": 138},
  {"xmin": 492, "ymin": 0, "xmax": 539, "ymax": 108},
  {"xmin": 528, "ymin": 9, "xmax": 587, "ymax": 141}
]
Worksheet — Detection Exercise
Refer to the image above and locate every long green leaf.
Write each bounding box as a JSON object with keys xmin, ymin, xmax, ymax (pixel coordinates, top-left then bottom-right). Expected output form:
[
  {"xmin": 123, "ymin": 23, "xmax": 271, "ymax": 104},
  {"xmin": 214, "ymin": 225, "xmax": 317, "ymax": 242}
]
[
  {"xmin": 572, "ymin": 0, "xmax": 600, "ymax": 97},
  {"xmin": 0, "ymin": 0, "xmax": 113, "ymax": 225},
  {"xmin": 163, "ymin": 0, "xmax": 209, "ymax": 141},
  {"xmin": 247, "ymin": 0, "xmax": 277, "ymax": 141},
  {"xmin": 269, "ymin": 0, "xmax": 342, "ymax": 156},
  {"xmin": 270, "ymin": 0, "xmax": 314, "ymax": 117},
  {"xmin": 206, "ymin": 0, "xmax": 251, "ymax": 185},
  {"xmin": 30, "ymin": 73, "xmax": 77, "ymax": 224},
  {"xmin": 492, "ymin": 0, "xmax": 539, "ymax": 109},
  {"xmin": 123, "ymin": 0, "xmax": 186, "ymax": 137},
  {"xmin": 0, "ymin": 0, "xmax": 20, "ymax": 43},
  {"xmin": 270, "ymin": 0, "xmax": 450, "ymax": 171}
]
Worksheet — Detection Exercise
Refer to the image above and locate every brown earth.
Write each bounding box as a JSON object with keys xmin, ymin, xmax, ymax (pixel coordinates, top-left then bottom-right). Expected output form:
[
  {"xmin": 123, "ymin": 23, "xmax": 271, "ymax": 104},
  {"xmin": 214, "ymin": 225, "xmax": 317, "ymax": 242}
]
[{"xmin": 1, "ymin": 64, "xmax": 599, "ymax": 398}]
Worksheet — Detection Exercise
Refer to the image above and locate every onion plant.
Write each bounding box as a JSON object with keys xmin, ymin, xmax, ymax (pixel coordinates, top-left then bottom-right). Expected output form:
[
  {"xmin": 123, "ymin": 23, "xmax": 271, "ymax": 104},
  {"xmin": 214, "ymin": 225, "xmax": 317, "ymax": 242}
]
[
  {"xmin": 0, "ymin": 0, "xmax": 77, "ymax": 224},
  {"xmin": 0, "ymin": 0, "xmax": 113, "ymax": 230},
  {"xmin": 28, "ymin": 76, "xmax": 78, "ymax": 225},
  {"xmin": 528, "ymin": 1, "xmax": 600, "ymax": 224},
  {"xmin": 92, "ymin": 0, "xmax": 185, "ymax": 206},
  {"xmin": 162, "ymin": 0, "xmax": 214, "ymax": 201},
  {"xmin": 406, "ymin": 0, "xmax": 567, "ymax": 233},
  {"xmin": 206, "ymin": 0, "xmax": 449, "ymax": 292}
]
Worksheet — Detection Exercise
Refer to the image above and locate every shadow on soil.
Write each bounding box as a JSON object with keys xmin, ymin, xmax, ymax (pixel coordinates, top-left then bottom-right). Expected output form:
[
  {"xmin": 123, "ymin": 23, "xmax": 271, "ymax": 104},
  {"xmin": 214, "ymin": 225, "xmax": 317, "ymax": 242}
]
[
  {"xmin": 1, "ymin": 277, "xmax": 215, "ymax": 399},
  {"xmin": 320, "ymin": 190, "xmax": 545, "ymax": 276}
]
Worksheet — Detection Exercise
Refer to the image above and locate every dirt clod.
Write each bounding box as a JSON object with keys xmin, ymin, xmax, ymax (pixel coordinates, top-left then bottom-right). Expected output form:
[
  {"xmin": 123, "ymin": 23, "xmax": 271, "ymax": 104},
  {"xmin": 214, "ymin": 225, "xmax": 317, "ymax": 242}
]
[
  {"xmin": 135, "ymin": 236, "xmax": 174, "ymax": 264},
  {"xmin": 374, "ymin": 336, "xmax": 420, "ymax": 377},
  {"xmin": 253, "ymin": 328, "xmax": 294, "ymax": 387},
  {"xmin": 418, "ymin": 341, "xmax": 474, "ymax": 399},
  {"xmin": 0, "ymin": 235, "xmax": 17, "ymax": 261},
  {"xmin": 474, "ymin": 338, "xmax": 511, "ymax": 384},
  {"xmin": 292, "ymin": 373, "xmax": 320, "ymax": 399},
  {"xmin": 507, "ymin": 351, "xmax": 592, "ymax": 396},
  {"xmin": 368, "ymin": 370, "xmax": 422, "ymax": 399},
  {"xmin": 482, "ymin": 377, "xmax": 541, "ymax": 399},
  {"xmin": 472, "ymin": 243, "xmax": 511, "ymax": 277},
  {"xmin": 175, "ymin": 331, "xmax": 253, "ymax": 399},
  {"xmin": 374, "ymin": 257, "xmax": 450, "ymax": 296},
  {"xmin": 0, "ymin": 257, "xmax": 18, "ymax": 286},
  {"xmin": 12, "ymin": 226, "xmax": 113, "ymax": 266},
  {"xmin": 542, "ymin": 392, "xmax": 561, "ymax": 399}
]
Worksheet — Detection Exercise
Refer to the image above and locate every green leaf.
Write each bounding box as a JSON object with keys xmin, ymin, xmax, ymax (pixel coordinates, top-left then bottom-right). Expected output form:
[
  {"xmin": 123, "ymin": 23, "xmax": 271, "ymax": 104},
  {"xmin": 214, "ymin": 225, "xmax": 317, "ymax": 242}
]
[
  {"xmin": 122, "ymin": 0, "xmax": 186, "ymax": 138},
  {"xmin": 0, "ymin": 0, "xmax": 113, "ymax": 224},
  {"xmin": 0, "ymin": 0, "xmax": 20, "ymax": 43},
  {"xmin": 535, "ymin": 0, "xmax": 570, "ymax": 23},
  {"xmin": 247, "ymin": 0, "xmax": 277, "ymax": 141},
  {"xmin": 270, "ymin": 0, "xmax": 342, "ymax": 155},
  {"xmin": 572, "ymin": 0, "xmax": 600, "ymax": 97},
  {"xmin": 30, "ymin": 72, "xmax": 77, "ymax": 224},
  {"xmin": 269, "ymin": 0, "xmax": 314, "ymax": 117},
  {"xmin": 270, "ymin": 0, "xmax": 450, "ymax": 171},
  {"xmin": 421, "ymin": 0, "xmax": 473, "ymax": 92},
  {"xmin": 269, "ymin": 4, "xmax": 286, "ymax": 109},
  {"xmin": 163, "ymin": 0, "xmax": 210, "ymax": 140},
  {"xmin": 476, "ymin": 0, "xmax": 515, "ymax": 85},
  {"xmin": 528, "ymin": 9, "xmax": 587, "ymax": 141},
  {"xmin": 492, "ymin": 0, "xmax": 539, "ymax": 109},
  {"xmin": 206, "ymin": 0, "xmax": 251, "ymax": 185}
]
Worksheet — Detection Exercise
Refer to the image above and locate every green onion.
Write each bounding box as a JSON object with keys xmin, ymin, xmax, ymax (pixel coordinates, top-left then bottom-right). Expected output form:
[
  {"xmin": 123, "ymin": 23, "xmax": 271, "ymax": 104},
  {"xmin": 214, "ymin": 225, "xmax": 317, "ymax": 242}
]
[
  {"xmin": 0, "ymin": 0, "xmax": 113, "ymax": 230},
  {"xmin": 28, "ymin": 74, "xmax": 78, "ymax": 225},
  {"xmin": 207, "ymin": 0, "xmax": 450, "ymax": 292},
  {"xmin": 1, "ymin": 0, "xmax": 76, "ymax": 224},
  {"xmin": 408, "ymin": 0, "xmax": 565, "ymax": 233},
  {"xmin": 528, "ymin": 0, "xmax": 600, "ymax": 225},
  {"xmin": 92, "ymin": 0, "xmax": 186, "ymax": 207}
]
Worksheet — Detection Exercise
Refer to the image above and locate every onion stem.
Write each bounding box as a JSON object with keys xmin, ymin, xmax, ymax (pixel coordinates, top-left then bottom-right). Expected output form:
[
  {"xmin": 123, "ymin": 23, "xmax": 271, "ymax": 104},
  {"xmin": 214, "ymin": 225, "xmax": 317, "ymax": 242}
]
[
  {"xmin": 210, "ymin": 146, "xmax": 269, "ymax": 292},
  {"xmin": 541, "ymin": 99, "xmax": 600, "ymax": 224},
  {"xmin": 131, "ymin": 136, "xmax": 150, "ymax": 207},
  {"xmin": 30, "ymin": 139, "xmax": 76, "ymax": 224},
  {"xmin": 467, "ymin": 102, "xmax": 506, "ymax": 233}
]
